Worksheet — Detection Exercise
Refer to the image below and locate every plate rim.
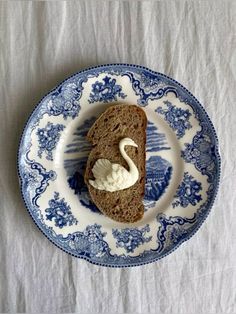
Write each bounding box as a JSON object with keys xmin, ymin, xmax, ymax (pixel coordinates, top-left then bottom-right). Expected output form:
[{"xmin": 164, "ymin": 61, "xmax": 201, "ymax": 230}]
[{"xmin": 17, "ymin": 63, "xmax": 221, "ymax": 267}]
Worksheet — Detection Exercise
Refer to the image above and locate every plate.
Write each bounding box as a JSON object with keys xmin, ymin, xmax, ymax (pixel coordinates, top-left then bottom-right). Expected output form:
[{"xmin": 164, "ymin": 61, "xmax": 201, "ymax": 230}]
[{"xmin": 18, "ymin": 64, "xmax": 220, "ymax": 267}]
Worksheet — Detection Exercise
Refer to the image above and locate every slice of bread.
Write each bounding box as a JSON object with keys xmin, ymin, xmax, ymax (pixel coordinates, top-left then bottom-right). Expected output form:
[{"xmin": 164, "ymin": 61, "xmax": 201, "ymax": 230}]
[{"xmin": 84, "ymin": 104, "xmax": 147, "ymax": 223}]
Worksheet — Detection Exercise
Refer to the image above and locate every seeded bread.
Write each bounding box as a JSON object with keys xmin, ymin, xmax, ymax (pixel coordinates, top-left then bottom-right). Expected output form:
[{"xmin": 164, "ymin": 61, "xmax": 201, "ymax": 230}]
[{"xmin": 84, "ymin": 104, "xmax": 147, "ymax": 223}]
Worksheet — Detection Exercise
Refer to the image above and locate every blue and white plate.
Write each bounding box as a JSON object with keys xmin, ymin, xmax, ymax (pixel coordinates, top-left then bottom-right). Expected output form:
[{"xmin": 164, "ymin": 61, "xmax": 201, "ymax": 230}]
[{"xmin": 18, "ymin": 64, "xmax": 220, "ymax": 267}]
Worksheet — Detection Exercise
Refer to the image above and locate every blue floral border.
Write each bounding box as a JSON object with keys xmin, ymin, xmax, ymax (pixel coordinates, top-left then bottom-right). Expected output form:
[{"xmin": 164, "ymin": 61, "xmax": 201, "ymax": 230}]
[{"xmin": 17, "ymin": 63, "xmax": 221, "ymax": 267}]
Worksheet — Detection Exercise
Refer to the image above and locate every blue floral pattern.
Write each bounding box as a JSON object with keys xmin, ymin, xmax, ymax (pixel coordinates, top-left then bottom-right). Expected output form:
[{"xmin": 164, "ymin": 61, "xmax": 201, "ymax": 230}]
[
  {"xmin": 88, "ymin": 76, "xmax": 126, "ymax": 103},
  {"xmin": 67, "ymin": 224, "xmax": 108, "ymax": 258},
  {"xmin": 47, "ymin": 82, "xmax": 81, "ymax": 119},
  {"xmin": 45, "ymin": 192, "xmax": 78, "ymax": 228},
  {"xmin": 182, "ymin": 129, "xmax": 217, "ymax": 182},
  {"xmin": 172, "ymin": 172, "xmax": 202, "ymax": 208},
  {"xmin": 37, "ymin": 122, "xmax": 65, "ymax": 161},
  {"xmin": 112, "ymin": 225, "xmax": 152, "ymax": 253},
  {"xmin": 156, "ymin": 100, "xmax": 192, "ymax": 138}
]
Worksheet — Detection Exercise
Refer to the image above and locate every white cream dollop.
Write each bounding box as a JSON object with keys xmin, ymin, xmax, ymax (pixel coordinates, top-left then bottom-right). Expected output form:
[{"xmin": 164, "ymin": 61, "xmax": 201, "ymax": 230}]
[{"xmin": 89, "ymin": 138, "xmax": 139, "ymax": 192}]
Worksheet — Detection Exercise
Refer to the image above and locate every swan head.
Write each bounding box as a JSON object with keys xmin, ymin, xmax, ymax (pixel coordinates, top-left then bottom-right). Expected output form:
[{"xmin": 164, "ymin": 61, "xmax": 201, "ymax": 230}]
[{"xmin": 120, "ymin": 137, "xmax": 138, "ymax": 148}]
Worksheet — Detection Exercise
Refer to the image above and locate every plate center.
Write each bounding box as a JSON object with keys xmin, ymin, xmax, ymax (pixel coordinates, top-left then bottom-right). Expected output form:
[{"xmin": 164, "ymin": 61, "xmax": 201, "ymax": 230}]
[{"xmin": 59, "ymin": 105, "xmax": 183, "ymax": 227}]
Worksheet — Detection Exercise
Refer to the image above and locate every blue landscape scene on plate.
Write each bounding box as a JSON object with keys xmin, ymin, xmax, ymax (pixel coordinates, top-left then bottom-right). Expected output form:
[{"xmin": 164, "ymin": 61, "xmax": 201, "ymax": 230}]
[
  {"xmin": 146, "ymin": 121, "xmax": 170, "ymax": 152},
  {"xmin": 144, "ymin": 156, "xmax": 172, "ymax": 209},
  {"xmin": 18, "ymin": 64, "xmax": 220, "ymax": 267},
  {"xmin": 64, "ymin": 117, "xmax": 101, "ymax": 214},
  {"xmin": 64, "ymin": 117, "xmax": 173, "ymax": 213},
  {"xmin": 64, "ymin": 117, "xmax": 95, "ymax": 155}
]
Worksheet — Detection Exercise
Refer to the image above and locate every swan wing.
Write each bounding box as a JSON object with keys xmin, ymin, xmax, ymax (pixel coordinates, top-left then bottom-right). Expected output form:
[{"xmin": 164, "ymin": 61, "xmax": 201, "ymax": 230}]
[
  {"xmin": 107, "ymin": 165, "xmax": 129, "ymax": 185},
  {"xmin": 92, "ymin": 159, "xmax": 113, "ymax": 179}
]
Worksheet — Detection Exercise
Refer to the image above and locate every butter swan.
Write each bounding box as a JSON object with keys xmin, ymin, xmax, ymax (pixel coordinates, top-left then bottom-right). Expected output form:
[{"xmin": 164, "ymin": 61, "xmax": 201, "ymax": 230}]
[{"xmin": 89, "ymin": 138, "xmax": 139, "ymax": 192}]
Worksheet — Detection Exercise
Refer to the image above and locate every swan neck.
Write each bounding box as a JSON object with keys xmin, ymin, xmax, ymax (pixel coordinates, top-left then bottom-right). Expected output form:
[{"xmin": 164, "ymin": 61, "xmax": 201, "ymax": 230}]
[{"xmin": 119, "ymin": 142, "xmax": 138, "ymax": 175}]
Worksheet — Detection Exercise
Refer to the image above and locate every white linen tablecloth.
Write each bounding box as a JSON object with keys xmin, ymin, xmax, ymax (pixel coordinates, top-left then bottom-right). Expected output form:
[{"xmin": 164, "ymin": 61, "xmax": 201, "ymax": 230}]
[{"xmin": 0, "ymin": 1, "xmax": 236, "ymax": 313}]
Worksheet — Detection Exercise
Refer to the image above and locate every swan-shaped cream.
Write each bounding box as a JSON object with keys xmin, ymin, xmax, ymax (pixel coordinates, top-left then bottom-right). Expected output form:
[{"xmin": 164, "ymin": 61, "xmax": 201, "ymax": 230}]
[{"xmin": 89, "ymin": 138, "xmax": 139, "ymax": 192}]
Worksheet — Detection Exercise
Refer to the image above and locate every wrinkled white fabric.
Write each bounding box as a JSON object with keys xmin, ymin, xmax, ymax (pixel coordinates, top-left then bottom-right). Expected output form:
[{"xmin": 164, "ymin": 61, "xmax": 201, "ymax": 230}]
[{"xmin": 0, "ymin": 1, "xmax": 235, "ymax": 313}]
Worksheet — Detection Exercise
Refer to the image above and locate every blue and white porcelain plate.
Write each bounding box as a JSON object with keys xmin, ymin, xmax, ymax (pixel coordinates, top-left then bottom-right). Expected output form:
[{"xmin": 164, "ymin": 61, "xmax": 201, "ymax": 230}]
[{"xmin": 18, "ymin": 64, "xmax": 220, "ymax": 267}]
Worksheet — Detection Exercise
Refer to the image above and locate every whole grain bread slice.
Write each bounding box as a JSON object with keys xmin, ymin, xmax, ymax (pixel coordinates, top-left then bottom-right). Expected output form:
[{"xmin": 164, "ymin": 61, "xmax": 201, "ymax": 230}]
[{"xmin": 84, "ymin": 104, "xmax": 147, "ymax": 223}]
